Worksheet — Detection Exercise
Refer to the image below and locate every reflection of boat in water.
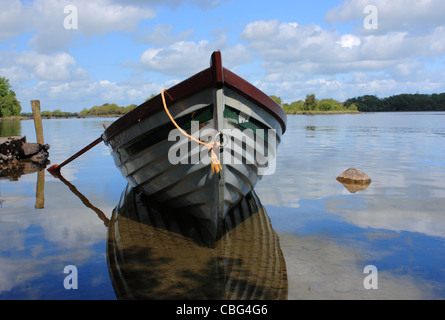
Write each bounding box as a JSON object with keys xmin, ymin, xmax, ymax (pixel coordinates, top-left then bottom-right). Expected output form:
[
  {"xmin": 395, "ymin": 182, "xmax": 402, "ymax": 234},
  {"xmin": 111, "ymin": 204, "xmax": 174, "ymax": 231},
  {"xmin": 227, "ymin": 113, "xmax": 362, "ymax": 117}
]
[
  {"xmin": 107, "ymin": 184, "xmax": 287, "ymax": 300},
  {"xmin": 103, "ymin": 51, "xmax": 286, "ymax": 240}
]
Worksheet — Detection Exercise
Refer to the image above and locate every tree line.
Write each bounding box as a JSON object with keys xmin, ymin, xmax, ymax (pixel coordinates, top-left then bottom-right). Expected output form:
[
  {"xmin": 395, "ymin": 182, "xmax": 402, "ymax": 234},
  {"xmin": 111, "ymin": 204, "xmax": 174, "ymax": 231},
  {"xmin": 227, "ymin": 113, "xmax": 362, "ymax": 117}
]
[
  {"xmin": 19, "ymin": 94, "xmax": 158, "ymax": 118},
  {"xmin": 2, "ymin": 76, "xmax": 445, "ymax": 118},
  {"xmin": 271, "ymin": 94, "xmax": 358, "ymax": 114},
  {"xmin": 19, "ymin": 92, "xmax": 445, "ymax": 118},
  {"xmin": 78, "ymin": 103, "xmax": 138, "ymax": 117},
  {"xmin": 273, "ymin": 92, "xmax": 445, "ymax": 113},
  {"xmin": 20, "ymin": 103, "xmax": 139, "ymax": 118},
  {"xmin": 344, "ymin": 93, "xmax": 445, "ymax": 112}
]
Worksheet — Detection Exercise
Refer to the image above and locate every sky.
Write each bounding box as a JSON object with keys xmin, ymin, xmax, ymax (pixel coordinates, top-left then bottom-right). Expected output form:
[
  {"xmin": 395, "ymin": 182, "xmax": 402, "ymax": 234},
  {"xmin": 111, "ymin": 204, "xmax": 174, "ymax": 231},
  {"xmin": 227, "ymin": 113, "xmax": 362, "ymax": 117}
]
[{"xmin": 1, "ymin": 0, "xmax": 445, "ymax": 113}]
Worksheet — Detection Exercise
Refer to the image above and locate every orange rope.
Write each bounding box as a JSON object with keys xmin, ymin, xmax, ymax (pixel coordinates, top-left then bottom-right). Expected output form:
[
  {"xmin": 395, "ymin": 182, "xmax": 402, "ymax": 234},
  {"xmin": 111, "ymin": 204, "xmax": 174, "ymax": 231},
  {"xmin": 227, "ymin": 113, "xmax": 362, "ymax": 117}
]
[{"xmin": 161, "ymin": 88, "xmax": 222, "ymax": 174}]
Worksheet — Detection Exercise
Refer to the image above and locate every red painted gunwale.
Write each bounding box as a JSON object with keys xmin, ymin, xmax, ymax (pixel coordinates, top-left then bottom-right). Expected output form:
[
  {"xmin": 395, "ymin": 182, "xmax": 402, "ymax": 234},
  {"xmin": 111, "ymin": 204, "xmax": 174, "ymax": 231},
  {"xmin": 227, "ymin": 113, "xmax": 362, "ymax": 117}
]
[{"xmin": 103, "ymin": 51, "xmax": 286, "ymax": 142}]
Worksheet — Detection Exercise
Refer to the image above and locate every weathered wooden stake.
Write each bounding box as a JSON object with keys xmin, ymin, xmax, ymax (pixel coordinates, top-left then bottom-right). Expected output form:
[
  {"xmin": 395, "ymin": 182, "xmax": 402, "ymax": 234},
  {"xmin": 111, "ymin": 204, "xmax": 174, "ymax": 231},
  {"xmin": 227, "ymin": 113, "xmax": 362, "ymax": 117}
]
[
  {"xmin": 31, "ymin": 100, "xmax": 44, "ymax": 145},
  {"xmin": 35, "ymin": 168, "xmax": 45, "ymax": 209}
]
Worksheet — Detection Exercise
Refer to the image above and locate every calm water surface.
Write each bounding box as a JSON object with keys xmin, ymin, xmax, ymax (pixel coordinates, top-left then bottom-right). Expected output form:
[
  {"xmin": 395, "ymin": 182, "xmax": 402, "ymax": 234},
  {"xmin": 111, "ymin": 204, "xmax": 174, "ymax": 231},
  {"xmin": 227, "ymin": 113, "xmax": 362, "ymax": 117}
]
[{"xmin": 0, "ymin": 112, "xmax": 444, "ymax": 299}]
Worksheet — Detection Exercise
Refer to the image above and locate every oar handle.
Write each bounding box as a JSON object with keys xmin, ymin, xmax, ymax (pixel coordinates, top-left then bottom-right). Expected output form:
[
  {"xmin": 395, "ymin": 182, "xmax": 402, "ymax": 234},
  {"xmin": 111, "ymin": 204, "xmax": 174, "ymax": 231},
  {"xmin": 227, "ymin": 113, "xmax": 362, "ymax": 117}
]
[
  {"xmin": 50, "ymin": 136, "xmax": 104, "ymax": 173},
  {"xmin": 59, "ymin": 136, "xmax": 103, "ymax": 168}
]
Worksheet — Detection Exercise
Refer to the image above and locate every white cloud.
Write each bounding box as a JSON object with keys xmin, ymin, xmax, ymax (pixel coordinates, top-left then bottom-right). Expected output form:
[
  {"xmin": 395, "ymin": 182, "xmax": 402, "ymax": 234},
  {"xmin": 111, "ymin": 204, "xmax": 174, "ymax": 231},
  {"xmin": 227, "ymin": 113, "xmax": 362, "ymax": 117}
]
[
  {"xmin": 242, "ymin": 19, "xmax": 281, "ymax": 41},
  {"xmin": 239, "ymin": 17, "xmax": 445, "ymax": 102},
  {"xmin": 8, "ymin": 35, "xmax": 254, "ymax": 111},
  {"xmin": 2, "ymin": 0, "xmax": 444, "ymax": 111},
  {"xmin": 138, "ymin": 38, "xmax": 252, "ymax": 76},
  {"xmin": 429, "ymin": 26, "xmax": 445, "ymax": 55},
  {"xmin": 0, "ymin": 50, "xmax": 85, "ymax": 84},
  {"xmin": 140, "ymin": 41, "xmax": 213, "ymax": 76},
  {"xmin": 137, "ymin": 24, "xmax": 194, "ymax": 45},
  {"xmin": 337, "ymin": 34, "xmax": 361, "ymax": 48},
  {"xmin": 0, "ymin": 48, "xmax": 163, "ymax": 111},
  {"xmin": 19, "ymin": 52, "xmax": 77, "ymax": 81},
  {"xmin": 1, "ymin": 0, "xmax": 227, "ymax": 51},
  {"xmin": 25, "ymin": 77, "xmax": 163, "ymax": 112},
  {"xmin": 242, "ymin": 20, "xmax": 423, "ymax": 76},
  {"xmin": 0, "ymin": 0, "xmax": 33, "ymax": 40},
  {"xmin": 109, "ymin": 0, "xmax": 221, "ymax": 11},
  {"xmin": 1, "ymin": 0, "xmax": 156, "ymax": 52},
  {"xmin": 325, "ymin": 0, "xmax": 445, "ymax": 33},
  {"xmin": 77, "ymin": 0, "xmax": 156, "ymax": 35}
]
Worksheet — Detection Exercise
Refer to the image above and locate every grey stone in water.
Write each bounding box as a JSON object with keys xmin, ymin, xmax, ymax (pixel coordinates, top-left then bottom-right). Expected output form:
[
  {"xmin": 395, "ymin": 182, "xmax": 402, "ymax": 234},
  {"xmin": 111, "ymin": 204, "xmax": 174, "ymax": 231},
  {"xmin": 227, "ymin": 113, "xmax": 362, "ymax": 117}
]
[
  {"xmin": 22, "ymin": 143, "xmax": 41, "ymax": 157},
  {"xmin": 336, "ymin": 168, "xmax": 371, "ymax": 185},
  {"xmin": 30, "ymin": 150, "xmax": 49, "ymax": 164}
]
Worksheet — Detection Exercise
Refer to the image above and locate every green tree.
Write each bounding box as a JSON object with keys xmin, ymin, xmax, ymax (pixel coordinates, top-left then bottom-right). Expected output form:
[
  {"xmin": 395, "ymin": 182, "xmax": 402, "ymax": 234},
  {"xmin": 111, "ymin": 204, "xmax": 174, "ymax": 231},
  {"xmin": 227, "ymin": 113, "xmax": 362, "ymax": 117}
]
[
  {"xmin": 303, "ymin": 94, "xmax": 317, "ymax": 111},
  {"xmin": 0, "ymin": 77, "xmax": 21, "ymax": 117},
  {"xmin": 79, "ymin": 108, "xmax": 89, "ymax": 117},
  {"xmin": 124, "ymin": 104, "xmax": 137, "ymax": 113},
  {"xmin": 52, "ymin": 109, "xmax": 63, "ymax": 117},
  {"xmin": 347, "ymin": 103, "xmax": 358, "ymax": 111},
  {"xmin": 270, "ymin": 95, "xmax": 282, "ymax": 107},
  {"xmin": 0, "ymin": 77, "xmax": 11, "ymax": 98},
  {"xmin": 345, "ymin": 95, "xmax": 383, "ymax": 112},
  {"xmin": 282, "ymin": 100, "xmax": 303, "ymax": 114},
  {"xmin": 318, "ymin": 102, "xmax": 332, "ymax": 111}
]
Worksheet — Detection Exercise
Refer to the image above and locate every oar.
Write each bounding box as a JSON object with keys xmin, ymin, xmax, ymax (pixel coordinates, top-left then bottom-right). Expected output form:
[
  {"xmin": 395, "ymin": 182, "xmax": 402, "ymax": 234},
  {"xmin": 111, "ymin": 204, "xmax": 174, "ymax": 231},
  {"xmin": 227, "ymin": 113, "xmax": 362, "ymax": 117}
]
[
  {"xmin": 54, "ymin": 170, "xmax": 110, "ymax": 227},
  {"xmin": 47, "ymin": 136, "xmax": 103, "ymax": 176}
]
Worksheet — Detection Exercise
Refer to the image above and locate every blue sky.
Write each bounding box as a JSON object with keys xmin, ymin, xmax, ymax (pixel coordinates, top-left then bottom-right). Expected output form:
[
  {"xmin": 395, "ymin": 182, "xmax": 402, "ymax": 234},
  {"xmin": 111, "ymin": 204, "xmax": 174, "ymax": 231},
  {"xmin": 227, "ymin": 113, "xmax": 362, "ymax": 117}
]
[{"xmin": 1, "ymin": 0, "xmax": 445, "ymax": 112}]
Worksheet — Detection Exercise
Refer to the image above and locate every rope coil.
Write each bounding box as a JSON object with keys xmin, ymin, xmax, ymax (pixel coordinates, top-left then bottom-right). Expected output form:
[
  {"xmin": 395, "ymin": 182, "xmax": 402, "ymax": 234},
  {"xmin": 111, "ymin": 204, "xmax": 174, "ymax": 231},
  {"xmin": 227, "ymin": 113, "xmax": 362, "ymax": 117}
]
[{"xmin": 161, "ymin": 88, "xmax": 222, "ymax": 174}]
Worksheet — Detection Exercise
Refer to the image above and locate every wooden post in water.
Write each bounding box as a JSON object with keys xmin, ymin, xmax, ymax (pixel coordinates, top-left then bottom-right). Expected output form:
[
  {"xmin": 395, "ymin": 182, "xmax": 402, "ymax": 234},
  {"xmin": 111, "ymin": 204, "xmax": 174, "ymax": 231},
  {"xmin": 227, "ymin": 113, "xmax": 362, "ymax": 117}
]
[
  {"xmin": 35, "ymin": 169, "xmax": 45, "ymax": 209},
  {"xmin": 31, "ymin": 100, "xmax": 44, "ymax": 145},
  {"xmin": 31, "ymin": 100, "xmax": 45, "ymax": 209}
]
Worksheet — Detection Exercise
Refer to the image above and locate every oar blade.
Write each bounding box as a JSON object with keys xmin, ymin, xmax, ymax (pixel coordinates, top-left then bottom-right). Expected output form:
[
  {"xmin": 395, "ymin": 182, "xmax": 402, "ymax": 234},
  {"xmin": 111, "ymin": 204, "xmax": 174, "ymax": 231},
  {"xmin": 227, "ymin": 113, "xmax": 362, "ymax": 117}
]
[{"xmin": 47, "ymin": 164, "xmax": 60, "ymax": 177}]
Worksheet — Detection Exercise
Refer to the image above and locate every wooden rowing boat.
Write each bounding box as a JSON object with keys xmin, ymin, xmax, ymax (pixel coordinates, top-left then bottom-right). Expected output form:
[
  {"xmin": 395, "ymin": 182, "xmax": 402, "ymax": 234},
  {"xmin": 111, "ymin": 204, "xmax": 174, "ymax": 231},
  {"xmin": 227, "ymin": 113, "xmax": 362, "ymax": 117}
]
[
  {"xmin": 103, "ymin": 50, "xmax": 287, "ymax": 238},
  {"xmin": 107, "ymin": 184, "xmax": 288, "ymax": 299}
]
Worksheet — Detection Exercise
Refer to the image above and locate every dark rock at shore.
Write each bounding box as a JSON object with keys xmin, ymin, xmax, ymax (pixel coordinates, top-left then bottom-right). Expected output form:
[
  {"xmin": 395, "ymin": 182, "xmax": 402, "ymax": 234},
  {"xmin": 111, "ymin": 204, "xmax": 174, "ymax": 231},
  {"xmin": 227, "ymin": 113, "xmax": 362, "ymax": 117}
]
[
  {"xmin": 0, "ymin": 136, "xmax": 50, "ymax": 165},
  {"xmin": 22, "ymin": 142, "xmax": 42, "ymax": 157},
  {"xmin": 29, "ymin": 150, "xmax": 49, "ymax": 164}
]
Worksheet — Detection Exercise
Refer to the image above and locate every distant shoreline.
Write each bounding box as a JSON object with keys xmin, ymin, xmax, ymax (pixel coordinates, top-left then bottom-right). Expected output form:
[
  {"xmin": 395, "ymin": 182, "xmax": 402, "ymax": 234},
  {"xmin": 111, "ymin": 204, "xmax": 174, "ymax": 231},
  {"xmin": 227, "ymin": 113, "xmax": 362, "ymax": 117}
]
[
  {"xmin": 3, "ymin": 110, "xmax": 445, "ymax": 121},
  {"xmin": 284, "ymin": 110, "xmax": 361, "ymax": 115},
  {"xmin": 0, "ymin": 115, "xmax": 122, "ymax": 121},
  {"xmin": 1, "ymin": 111, "xmax": 363, "ymax": 121}
]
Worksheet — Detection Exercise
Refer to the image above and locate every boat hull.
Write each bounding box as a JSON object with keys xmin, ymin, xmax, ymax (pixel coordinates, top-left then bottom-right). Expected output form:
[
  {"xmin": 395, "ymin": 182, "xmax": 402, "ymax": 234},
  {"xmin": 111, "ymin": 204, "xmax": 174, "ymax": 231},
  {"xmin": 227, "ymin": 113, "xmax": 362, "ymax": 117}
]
[{"xmin": 103, "ymin": 51, "xmax": 286, "ymax": 238}]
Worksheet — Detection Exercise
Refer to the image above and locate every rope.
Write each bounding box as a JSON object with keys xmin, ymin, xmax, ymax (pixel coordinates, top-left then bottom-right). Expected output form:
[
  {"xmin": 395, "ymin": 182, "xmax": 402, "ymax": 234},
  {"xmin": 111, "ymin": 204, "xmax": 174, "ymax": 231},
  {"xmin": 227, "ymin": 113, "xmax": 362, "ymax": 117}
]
[{"xmin": 161, "ymin": 88, "xmax": 222, "ymax": 174}]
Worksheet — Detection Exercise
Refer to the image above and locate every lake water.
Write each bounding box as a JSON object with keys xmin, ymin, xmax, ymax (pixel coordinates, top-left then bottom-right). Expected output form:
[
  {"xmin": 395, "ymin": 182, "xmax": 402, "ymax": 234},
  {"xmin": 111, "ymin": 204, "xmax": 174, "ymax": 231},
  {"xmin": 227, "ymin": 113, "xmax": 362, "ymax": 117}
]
[{"xmin": 0, "ymin": 112, "xmax": 444, "ymax": 300}]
